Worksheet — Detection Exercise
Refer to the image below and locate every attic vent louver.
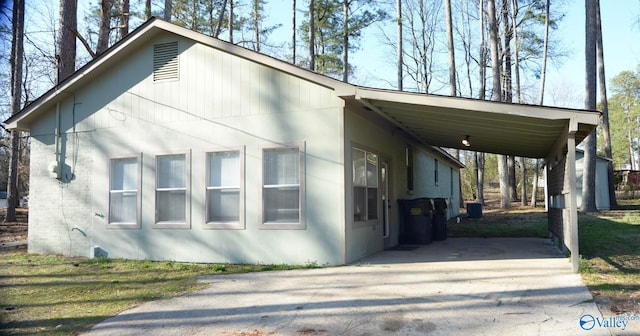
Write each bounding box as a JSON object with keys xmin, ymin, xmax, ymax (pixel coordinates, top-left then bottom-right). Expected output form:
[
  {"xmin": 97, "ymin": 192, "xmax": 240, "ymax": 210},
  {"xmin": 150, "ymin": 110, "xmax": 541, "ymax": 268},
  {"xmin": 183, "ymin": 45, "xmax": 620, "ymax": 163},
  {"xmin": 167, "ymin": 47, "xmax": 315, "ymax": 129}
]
[{"xmin": 153, "ymin": 42, "xmax": 179, "ymax": 82}]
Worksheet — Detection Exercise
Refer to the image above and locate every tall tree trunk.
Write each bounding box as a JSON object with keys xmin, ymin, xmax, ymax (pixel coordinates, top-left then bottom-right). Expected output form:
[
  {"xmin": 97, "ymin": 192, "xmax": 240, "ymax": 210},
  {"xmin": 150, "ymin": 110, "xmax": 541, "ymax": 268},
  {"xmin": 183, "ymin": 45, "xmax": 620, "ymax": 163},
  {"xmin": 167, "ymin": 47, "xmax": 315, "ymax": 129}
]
[
  {"xmin": 595, "ymin": 0, "xmax": 617, "ymax": 207},
  {"xmin": 538, "ymin": 0, "xmax": 550, "ymax": 104},
  {"xmin": 229, "ymin": 0, "xmax": 234, "ymax": 43},
  {"xmin": 254, "ymin": 0, "xmax": 260, "ymax": 51},
  {"xmin": 476, "ymin": 0, "xmax": 485, "ymax": 204},
  {"xmin": 508, "ymin": 155, "xmax": 518, "ymax": 201},
  {"xmin": 292, "ymin": 0, "xmax": 297, "ymax": 63},
  {"xmin": 479, "ymin": 0, "xmax": 486, "ymax": 101},
  {"xmin": 58, "ymin": 0, "xmax": 77, "ymax": 83},
  {"xmin": 510, "ymin": 0, "xmax": 521, "ymax": 103},
  {"xmin": 308, "ymin": 0, "xmax": 315, "ymax": 70},
  {"xmin": 501, "ymin": 1, "xmax": 518, "ymax": 202},
  {"xmin": 214, "ymin": 0, "xmax": 228, "ymax": 38},
  {"xmin": 6, "ymin": 0, "xmax": 25, "ymax": 222},
  {"xmin": 97, "ymin": 0, "xmax": 113, "ymax": 55},
  {"xmin": 582, "ymin": 0, "xmax": 598, "ymax": 212},
  {"xmin": 531, "ymin": 159, "xmax": 539, "ymax": 206},
  {"xmin": 487, "ymin": 0, "xmax": 509, "ymax": 209},
  {"xmin": 145, "ymin": 0, "xmax": 152, "ymax": 19},
  {"xmin": 501, "ymin": 0, "xmax": 512, "ymax": 103},
  {"xmin": 120, "ymin": 0, "xmax": 130, "ymax": 40},
  {"xmin": 476, "ymin": 152, "xmax": 485, "ymax": 204},
  {"xmin": 342, "ymin": 0, "xmax": 348, "ymax": 82},
  {"xmin": 164, "ymin": 0, "xmax": 172, "ymax": 21},
  {"xmin": 445, "ymin": 0, "xmax": 456, "ymax": 96},
  {"xmin": 397, "ymin": 0, "xmax": 402, "ymax": 90},
  {"xmin": 532, "ymin": 0, "xmax": 549, "ymax": 208},
  {"xmin": 520, "ymin": 157, "xmax": 528, "ymax": 206}
]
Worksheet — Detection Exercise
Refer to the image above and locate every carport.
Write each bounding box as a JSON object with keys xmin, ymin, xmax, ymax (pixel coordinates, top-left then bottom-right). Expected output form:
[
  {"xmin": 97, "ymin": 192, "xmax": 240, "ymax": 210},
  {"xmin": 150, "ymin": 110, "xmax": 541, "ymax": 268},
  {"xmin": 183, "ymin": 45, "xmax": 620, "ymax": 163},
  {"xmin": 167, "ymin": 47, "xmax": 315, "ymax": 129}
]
[{"xmin": 343, "ymin": 87, "xmax": 600, "ymax": 272}]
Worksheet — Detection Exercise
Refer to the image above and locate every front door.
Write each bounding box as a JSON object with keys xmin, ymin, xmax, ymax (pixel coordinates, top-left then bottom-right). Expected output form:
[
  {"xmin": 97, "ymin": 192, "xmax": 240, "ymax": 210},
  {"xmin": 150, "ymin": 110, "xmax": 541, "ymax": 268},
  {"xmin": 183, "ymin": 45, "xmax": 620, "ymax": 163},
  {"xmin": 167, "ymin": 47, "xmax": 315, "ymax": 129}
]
[{"xmin": 381, "ymin": 159, "xmax": 392, "ymax": 249}]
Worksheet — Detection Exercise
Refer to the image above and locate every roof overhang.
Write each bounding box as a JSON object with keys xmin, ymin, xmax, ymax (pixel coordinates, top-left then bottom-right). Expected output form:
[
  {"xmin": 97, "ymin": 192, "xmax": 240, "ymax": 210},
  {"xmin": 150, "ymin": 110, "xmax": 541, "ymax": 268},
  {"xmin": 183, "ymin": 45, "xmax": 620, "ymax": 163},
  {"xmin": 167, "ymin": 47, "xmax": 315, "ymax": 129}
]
[{"xmin": 344, "ymin": 87, "xmax": 600, "ymax": 159}]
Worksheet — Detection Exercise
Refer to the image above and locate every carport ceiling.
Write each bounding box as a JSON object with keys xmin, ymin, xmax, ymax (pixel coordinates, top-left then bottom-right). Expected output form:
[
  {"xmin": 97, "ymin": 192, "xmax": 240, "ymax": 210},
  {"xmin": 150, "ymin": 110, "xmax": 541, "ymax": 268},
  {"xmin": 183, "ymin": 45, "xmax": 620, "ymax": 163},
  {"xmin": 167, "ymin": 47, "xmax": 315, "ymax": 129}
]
[{"xmin": 348, "ymin": 88, "xmax": 600, "ymax": 159}]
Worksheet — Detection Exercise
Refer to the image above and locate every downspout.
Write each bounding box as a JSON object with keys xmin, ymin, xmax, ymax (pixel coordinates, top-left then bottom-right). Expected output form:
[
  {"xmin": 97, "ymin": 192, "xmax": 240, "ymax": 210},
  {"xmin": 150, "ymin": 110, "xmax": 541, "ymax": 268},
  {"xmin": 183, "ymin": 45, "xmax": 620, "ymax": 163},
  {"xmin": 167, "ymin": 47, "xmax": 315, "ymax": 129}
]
[{"xmin": 55, "ymin": 102, "xmax": 61, "ymax": 179}]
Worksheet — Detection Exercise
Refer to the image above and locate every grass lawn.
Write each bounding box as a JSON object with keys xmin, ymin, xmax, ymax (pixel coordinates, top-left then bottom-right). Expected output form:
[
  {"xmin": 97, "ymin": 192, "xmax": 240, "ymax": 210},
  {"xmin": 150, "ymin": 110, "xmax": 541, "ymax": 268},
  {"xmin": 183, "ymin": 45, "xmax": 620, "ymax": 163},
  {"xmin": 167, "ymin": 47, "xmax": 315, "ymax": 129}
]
[
  {"xmin": 1, "ymin": 201, "xmax": 638, "ymax": 335},
  {"xmin": 578, "ymin": 199, "xmax": 640, "ymax": 315},
  {"xmin": 0, "ymin": 251, "xmax": 313, "ymax": 335},
  {"xmin": 447, "ymin": 204, "xmax": 549, "ymax": 238}
]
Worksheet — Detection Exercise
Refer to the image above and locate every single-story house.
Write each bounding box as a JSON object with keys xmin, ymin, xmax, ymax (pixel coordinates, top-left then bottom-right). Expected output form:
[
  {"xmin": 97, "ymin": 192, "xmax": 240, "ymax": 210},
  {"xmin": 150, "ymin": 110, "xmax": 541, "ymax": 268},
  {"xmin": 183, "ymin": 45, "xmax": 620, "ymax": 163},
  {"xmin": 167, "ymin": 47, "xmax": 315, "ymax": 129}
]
[{"xmin": 5, "ymin": 18, "xmax": 599, "ymax": 269}]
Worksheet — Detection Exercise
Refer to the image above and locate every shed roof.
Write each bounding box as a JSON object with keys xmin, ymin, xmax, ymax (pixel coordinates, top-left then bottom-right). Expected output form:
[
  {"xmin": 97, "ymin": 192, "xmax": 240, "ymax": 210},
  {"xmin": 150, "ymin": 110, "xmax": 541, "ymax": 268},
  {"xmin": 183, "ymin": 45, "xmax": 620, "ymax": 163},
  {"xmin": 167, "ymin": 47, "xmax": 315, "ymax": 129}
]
[{"xmin": 4, "ymin": 17, "xmax": 600, "ymax": 160}]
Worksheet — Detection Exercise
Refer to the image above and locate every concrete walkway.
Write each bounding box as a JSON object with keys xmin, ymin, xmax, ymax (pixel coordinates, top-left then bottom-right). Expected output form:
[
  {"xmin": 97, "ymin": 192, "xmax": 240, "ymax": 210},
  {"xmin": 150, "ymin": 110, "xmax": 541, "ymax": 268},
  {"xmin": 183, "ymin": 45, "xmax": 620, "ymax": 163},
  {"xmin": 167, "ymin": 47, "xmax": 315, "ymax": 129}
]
[{"xmin": 83, "ymin": 238, "xmax": 634, "ymax": 336}]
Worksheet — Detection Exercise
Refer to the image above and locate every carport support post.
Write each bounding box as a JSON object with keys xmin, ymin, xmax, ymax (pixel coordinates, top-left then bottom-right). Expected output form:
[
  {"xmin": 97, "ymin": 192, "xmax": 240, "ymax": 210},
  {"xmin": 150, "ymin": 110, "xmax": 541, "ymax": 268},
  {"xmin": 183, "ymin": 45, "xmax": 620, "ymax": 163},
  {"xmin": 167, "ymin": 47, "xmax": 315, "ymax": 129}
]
[{"xmin": 567, "ymin": 132, "xmax": 579, "ymax": 272}]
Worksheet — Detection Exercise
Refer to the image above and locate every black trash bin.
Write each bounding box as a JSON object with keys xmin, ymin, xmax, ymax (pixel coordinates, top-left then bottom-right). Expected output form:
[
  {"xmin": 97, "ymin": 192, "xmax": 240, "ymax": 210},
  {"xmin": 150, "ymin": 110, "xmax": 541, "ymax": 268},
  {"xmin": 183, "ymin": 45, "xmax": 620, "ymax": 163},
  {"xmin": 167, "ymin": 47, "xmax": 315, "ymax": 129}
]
[
  {"xmin": 432, "ymin": 198, "xmax": 448, "ymax": 241},
  {"xmin": 397, "ymin": 198, "xmax": 433, "ymax": 244}
]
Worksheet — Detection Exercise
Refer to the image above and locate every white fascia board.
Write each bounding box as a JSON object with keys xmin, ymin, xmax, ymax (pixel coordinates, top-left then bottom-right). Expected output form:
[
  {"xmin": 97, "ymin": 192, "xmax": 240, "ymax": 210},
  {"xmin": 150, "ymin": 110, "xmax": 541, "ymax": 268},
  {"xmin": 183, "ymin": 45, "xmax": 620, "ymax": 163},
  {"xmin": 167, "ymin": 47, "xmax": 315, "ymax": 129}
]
[{"xmin": 353, "ymin": 87, "xmax": 601, "ymax": 126}]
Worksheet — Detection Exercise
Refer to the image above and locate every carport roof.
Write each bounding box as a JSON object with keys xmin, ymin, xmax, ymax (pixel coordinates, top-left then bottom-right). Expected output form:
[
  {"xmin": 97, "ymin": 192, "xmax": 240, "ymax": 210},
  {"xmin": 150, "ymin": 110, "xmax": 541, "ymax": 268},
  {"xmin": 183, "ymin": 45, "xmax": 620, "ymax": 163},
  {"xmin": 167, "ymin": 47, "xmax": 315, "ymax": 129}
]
[{"xmin": 344, "ymin": 87, "xmax": 600, "ymax": 159}]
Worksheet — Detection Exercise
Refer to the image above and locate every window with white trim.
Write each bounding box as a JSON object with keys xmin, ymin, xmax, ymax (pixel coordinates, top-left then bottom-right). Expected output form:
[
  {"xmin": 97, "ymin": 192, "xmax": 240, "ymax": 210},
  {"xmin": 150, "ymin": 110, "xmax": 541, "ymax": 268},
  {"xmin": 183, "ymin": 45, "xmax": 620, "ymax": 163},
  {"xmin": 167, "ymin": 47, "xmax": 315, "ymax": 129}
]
[
  {"xmin": 353, "ymin": 148, "xmax": 378, "ymax": 221},
  {"xmin": 262, "ymin": 145, "xmax": 305, "ymax": 228},
  {"xmin": 108, "ymin": 155, "xmax": 141, "ymax": 228},
  {"xmin": 205, "ymin": 149, "xmax": 244, "ymax": 228},
  {"xmin": 155, "ymin": 152, "xmax": 190, "ymax": 228}
]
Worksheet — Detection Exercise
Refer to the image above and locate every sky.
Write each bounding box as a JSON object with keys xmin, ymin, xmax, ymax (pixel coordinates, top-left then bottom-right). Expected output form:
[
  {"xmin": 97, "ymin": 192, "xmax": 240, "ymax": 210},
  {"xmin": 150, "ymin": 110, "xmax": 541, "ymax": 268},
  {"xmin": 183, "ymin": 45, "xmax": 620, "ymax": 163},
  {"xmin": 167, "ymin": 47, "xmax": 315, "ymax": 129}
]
[
  {"xmin": 343, "ymin": 0, "xmax": 640, "ymax": 108},
  {"xmin": 546, "ymin": 0, "xmax": 640, "ymax": 107},
  {"xmin": 13, "ymin": 0, "xmax": 640, "ymax": 110}
]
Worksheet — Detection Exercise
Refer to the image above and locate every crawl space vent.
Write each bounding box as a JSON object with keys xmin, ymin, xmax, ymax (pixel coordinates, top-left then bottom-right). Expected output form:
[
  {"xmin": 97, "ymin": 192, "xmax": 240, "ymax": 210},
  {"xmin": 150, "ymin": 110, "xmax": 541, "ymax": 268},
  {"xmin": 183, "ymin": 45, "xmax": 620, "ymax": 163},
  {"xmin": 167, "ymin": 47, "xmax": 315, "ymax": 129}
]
[{"xmin": 153, "ymin": 41, "xmax": 179, "ymax": 82}]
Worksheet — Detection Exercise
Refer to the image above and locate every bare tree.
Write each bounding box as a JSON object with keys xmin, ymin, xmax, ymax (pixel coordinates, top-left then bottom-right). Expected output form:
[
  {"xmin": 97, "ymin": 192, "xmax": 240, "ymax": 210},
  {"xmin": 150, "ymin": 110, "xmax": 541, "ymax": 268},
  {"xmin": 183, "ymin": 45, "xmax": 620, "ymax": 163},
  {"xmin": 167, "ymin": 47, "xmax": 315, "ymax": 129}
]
[
  {"xmin": 397, "ymin": 0, "xmax": 402, "ymax": 90},
  {"xmin": 476, "ymin": 0, "xmax": 486, "ymax": 204},
  {"xmin": 308, "ymin": 0, "xmax": 315, "ymax": 70},
  {"xmin": 532, "ymin": 0, "xmax": 550, "ymax": 208},
  {"xmin": 214, "ymin": 0, "xmax": 228, "ymax": 37},
  {"xmin": 119, "ymin": 0, "xmax": 130, "ymax": 40},
  {"xmin": 57, "ymin": 0, "xmax": 77, "ymax": 83},
  {"xmin": 487, "ymin": 0, "xmax": 509, "ymax": 209},
  {"xmin": 254, "ymin": 0, "xmax": 261, "ymax": 51},
  {"xmin": 229, "ymin": 0, "xmax": 234, "ymax": 43},
  {"xmin": 444, "ymin": 0, "xmax": 455, "ymax": 96},
  {"xmin": 145, "ymin": 0, "xmax": 152, "ymax": 19},
  {"xmin": 582, "ymin": 0, "xmax": 598, "ymax": 212},
  {"xmin": 538, "ymin": 0, "xmax": 550, "ymax": 105},
  {"xmin": 6, "ymin": 0, "xmax": 25, "ymax": 222},
  {"xmin": 595, "ymin": 0, "xmax": 617, "ymax": 207},
  {"xmin": 342, "ymin": 0, "xmax": 348, "ymax": 82},
  {"xmin": 164, "ymin": 0, "xmax": 172, "ymax": 21},
  {"xmin": 293, "ymin": 0, "xmax": 297, "ymax": 63},
  {"xmin": 97, "ymin": 0, "xmax": 113, "ymax": 55}
]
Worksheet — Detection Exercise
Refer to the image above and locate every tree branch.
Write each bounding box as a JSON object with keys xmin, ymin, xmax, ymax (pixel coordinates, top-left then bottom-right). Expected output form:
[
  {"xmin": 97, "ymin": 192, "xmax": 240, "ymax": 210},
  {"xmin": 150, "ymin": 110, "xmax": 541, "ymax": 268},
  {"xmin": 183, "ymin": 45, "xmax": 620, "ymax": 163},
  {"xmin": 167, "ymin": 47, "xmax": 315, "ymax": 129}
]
[{"xmin": 70, "ymin": 28, "xmax": 96, "ymax": 58}]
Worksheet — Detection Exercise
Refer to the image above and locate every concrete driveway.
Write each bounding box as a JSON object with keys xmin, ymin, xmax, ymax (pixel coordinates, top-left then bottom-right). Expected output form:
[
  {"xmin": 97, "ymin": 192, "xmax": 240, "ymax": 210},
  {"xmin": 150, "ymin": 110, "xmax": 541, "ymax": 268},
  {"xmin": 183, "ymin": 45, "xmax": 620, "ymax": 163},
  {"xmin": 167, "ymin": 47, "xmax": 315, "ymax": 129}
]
[{"xmin": 83, "ymin": 238, "xmax": 632, "ymax": 336}]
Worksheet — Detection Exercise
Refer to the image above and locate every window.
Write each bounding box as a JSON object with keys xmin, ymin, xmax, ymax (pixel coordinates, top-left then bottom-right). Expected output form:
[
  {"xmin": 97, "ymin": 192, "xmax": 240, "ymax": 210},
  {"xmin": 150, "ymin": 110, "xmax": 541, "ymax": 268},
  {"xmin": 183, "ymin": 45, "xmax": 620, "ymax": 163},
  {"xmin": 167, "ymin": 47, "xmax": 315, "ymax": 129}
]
[
  {"xmin": 205, "ymin": 148, "xmax": 244, "ymax": 229},
  {"xmin": 108, "ymin": 155, "xmax": 141, "ymax": 228},
  {"xmin": 155, "ymin": 152, "xmax": 190, "ymax": 228},
  {"xmin": 406, "ymin": 145, "xmax": 414, "ymax": 192},
  {"xmin": 353, "ymin": 148, "xmax": 378, "ymax": 221},
  {"xmin": 261, "ymin": 144, "xmax": 305, "ymax": 229}
]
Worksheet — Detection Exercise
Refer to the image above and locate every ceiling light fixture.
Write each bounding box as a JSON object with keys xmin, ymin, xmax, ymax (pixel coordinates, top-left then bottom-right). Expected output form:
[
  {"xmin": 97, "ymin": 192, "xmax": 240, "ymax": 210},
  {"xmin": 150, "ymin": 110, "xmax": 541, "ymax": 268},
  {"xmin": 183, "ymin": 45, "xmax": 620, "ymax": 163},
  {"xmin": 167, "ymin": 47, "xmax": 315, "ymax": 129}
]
[{"xmin": 462, "ymin": 135, "xmax": 471, "ymax": 147}]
